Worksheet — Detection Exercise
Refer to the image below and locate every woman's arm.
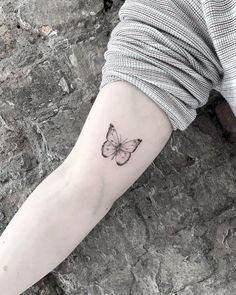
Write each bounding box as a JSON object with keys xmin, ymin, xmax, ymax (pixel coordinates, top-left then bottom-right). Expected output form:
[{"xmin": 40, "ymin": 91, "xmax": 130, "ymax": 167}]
[{"xmin": 0, "ymin": 80, "xmax": 173, "ymax": 294}]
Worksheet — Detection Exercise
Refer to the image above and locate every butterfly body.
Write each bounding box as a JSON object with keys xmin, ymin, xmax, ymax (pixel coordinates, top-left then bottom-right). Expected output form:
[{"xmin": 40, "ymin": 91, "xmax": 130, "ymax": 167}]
[{"xmin": 101, "ymin": 123, "xmax": 142, "ymax": 166}]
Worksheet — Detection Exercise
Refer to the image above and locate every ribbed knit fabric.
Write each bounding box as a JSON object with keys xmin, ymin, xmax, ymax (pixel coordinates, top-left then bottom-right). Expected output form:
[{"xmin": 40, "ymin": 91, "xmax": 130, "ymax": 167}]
[{"xmin": 99, "ymin": 0, "xmax": 236, "ymax": 131}]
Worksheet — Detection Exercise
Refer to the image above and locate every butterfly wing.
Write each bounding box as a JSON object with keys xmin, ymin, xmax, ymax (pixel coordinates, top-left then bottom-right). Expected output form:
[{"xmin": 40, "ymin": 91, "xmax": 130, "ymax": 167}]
[
  {"xmin": 121, "ymin": 139, "xmax": 142, "ymax": 153},
  {"xmin": 101, "ymin": 140, "xmax": 117, "ymax": 158},
  {"xmin": 106, "ymin": 123, "xmax": 120, "ymax": 146},
  {"xmin": 115, "ymin": 139, "xmax": 142, "ymax": 165},
  {"xmin": 115, "ymin": 149, "xmax": 131, "ymax": 166}
]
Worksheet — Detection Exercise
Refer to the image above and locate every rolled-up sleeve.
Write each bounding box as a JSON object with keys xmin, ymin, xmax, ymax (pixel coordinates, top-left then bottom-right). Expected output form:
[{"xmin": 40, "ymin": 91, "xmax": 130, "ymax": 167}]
[
  {"xmin": 99, "ymin": 0, "xmax": 225, "ymax": 131},
  {"xmin": 202, "ymin": 0, "xmax": 236, "ymax": 118}
]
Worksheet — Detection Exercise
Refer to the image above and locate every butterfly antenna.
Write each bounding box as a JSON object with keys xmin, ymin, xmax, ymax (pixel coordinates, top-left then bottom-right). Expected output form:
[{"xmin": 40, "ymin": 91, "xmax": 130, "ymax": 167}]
[
  {"xmin": 122, "ymin": 138, "xmax": 128, "ymax": 144},
  {"xmin": 119, "ymin": 133, "xmax": 122, "ymax": 143}
]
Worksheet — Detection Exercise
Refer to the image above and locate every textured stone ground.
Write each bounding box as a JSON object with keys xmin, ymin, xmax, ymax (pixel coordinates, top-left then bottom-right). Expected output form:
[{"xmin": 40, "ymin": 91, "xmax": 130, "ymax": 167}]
[{"xmin": 0, "ymin": 0, "xmax": 236, "ymax": 294}]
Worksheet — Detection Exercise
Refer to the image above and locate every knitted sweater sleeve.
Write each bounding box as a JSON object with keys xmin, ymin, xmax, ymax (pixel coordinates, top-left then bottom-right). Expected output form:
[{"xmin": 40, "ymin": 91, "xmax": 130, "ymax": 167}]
[
  {"xmin": 202, "ymin": 0, "xmax": 236, "ymax": 117},
  {"xmin": 99, "ymin": 0, "xmax": 235, "ymax": 131}
]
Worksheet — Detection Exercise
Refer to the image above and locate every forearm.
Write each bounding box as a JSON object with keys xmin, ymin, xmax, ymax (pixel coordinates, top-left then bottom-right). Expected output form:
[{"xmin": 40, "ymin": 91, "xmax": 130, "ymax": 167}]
[{"xmin": 0, "ymin": 166, "xmax": 108, "ymax": 295}]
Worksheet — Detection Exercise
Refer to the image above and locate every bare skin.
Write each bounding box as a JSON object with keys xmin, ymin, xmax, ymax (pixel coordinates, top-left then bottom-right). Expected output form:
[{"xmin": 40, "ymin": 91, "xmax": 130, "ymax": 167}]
[{"xmin": 0, "ymin": 81, "xmax": 173, "ymax": 294}]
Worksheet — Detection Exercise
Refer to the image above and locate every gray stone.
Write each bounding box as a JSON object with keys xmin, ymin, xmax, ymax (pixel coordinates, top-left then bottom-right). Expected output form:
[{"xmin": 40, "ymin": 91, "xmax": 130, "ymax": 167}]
[
  {"xmin": 215, "ymin": 100, "xmax": 236, "ymax": 143},
  {"xmin": 0, "ymin": 210, "xmax": 5, "ymax": 221}
]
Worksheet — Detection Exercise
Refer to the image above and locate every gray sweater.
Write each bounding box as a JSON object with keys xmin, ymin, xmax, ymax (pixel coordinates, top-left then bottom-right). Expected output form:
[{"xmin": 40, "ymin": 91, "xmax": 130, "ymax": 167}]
[{"xmin": 99, "ymin": 0, "xmax": 236, "ymax": 131}]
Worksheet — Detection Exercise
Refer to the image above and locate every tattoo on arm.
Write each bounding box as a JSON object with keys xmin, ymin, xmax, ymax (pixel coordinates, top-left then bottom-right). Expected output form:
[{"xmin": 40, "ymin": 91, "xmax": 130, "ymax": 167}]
[{"xmin": 101, "ymin": 123, "xmax": 142, "ymax": 166}]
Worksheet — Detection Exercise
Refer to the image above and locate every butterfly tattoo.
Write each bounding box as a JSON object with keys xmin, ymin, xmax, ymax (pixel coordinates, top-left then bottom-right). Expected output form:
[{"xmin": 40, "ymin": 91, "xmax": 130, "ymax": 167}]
[{"xmin": 101, "ymin": 123, "xmax": 142, "ymax": 166}]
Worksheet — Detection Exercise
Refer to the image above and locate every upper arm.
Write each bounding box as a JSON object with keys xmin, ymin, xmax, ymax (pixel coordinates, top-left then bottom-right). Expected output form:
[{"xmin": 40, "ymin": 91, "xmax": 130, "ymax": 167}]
[{"xmin": 61, "ymin": 80, "xmax": 173, "ymax": 209}]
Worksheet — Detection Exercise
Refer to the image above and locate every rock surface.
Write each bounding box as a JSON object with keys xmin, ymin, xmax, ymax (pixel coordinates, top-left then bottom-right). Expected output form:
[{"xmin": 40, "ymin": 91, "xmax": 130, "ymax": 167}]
[{"xmin": 0, "ymin": 0, "xmax": 236, "ymax": 294}]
